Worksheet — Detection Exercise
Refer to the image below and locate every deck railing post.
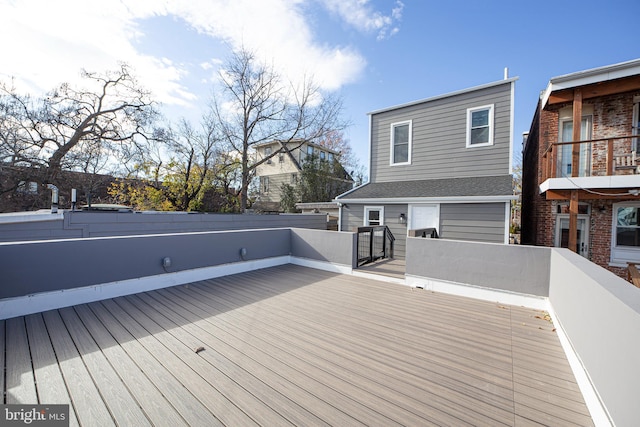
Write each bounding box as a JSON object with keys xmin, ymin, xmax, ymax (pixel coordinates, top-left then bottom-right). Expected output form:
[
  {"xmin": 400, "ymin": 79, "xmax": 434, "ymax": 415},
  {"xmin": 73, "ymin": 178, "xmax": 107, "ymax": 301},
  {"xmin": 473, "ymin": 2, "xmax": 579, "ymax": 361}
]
[{"xmin": 607, "ymin": 138, "xmax": 614, "ymax": 175}]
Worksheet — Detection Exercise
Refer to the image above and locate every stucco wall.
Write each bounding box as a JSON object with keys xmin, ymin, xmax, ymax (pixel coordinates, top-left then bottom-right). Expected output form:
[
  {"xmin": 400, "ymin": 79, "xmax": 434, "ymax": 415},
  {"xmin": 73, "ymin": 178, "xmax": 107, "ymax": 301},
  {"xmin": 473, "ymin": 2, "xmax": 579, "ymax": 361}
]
[
  {"xmin": 290, "ymin": 228, "xmax": 357, "ymax": 268},
  {"xmin": 405, "ymin": 237, "xmax": 551, "ymax": 296},
  {"xmin": 0, "ymin": 229, "xmax": 291, "ymax": 299},
  {"xmin": 549, "ymin": 249, "xmax": 640, "ymax": 427}
]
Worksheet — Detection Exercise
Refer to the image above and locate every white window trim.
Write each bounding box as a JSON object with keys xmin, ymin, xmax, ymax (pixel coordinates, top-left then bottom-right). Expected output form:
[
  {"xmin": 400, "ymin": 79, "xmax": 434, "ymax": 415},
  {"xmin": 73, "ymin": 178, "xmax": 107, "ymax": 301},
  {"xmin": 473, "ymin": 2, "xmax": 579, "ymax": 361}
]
[
  {"xmin": 610, "ymin": 201, "xmax": 640, "ymax": 266},
  {"xmin": 390, "ymin": 120, "xmax": 412, "ymax": 166},
  {"xmin": 364, "ymin": 206, "xmax": 384, "ymax": 226},
  {"xmin": 466, "ymin": 104, "xmax": 494, "ymax": 148}
]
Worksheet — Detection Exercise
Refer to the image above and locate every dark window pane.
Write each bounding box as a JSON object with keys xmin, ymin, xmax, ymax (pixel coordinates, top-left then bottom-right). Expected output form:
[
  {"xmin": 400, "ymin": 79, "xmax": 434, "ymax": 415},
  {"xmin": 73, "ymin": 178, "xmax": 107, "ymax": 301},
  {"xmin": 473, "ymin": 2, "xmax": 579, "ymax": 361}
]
[
  {"xmin": 470, "ymin": 127, "xmax": 489, "ymax": 145},
  {"xmin": 394, "ymin": 124, "xmax": 408, "ymax": 144},
  {"xmin": 394, "ymin": 143, "xmax": 408, "ymax": 163},
  {"xmin": 472, "ymin": 109, "xmax": 489, "ymax": 127},
  {"xmin": 617, "ymin": 227, "xmax": 640, "ymax": 247}
]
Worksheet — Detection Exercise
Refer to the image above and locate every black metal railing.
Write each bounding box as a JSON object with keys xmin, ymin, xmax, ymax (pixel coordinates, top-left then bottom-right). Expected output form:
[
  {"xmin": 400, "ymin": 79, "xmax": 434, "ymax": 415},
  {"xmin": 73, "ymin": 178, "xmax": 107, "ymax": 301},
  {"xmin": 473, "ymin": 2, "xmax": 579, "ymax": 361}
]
[{"xmin": 357, "ymin": 225, "xmax": 395, "ymax": 267}]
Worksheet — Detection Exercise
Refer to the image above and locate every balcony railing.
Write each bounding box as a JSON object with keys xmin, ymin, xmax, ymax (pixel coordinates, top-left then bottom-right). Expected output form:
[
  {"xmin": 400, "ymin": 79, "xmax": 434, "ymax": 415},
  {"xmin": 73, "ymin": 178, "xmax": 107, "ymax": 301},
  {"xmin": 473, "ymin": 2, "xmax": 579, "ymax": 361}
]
[
  {"xmin": 356, "ymin": 225, "xmax": 395, "ymax": 266},
  {"xmin": 541, "ymin": 134, "xmax": 639, "ymax": 181}
]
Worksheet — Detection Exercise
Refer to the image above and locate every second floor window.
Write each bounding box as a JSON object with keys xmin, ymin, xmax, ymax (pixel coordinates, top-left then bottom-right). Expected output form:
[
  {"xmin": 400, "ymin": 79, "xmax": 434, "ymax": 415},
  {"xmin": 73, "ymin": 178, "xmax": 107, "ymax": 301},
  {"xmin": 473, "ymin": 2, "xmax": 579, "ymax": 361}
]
[
  {"xmin": 391, "ymin": 121, "xmax": 411, "ymax": 165},
  {"xmin": 466, "ymin": 105, "xmax": 494, "ymax": 147},
  {"xmin": 261, "ymin": 176, "xmax": 269, "ymax": 193}
]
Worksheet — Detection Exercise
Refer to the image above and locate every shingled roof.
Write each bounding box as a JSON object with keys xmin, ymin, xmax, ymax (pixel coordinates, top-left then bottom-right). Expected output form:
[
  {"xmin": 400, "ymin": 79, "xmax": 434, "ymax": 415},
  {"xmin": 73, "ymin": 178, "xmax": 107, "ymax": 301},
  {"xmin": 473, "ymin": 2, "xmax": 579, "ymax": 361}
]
[{"xmin": 336, "ymin": 175, "xmax": 514, "ymax": 201}]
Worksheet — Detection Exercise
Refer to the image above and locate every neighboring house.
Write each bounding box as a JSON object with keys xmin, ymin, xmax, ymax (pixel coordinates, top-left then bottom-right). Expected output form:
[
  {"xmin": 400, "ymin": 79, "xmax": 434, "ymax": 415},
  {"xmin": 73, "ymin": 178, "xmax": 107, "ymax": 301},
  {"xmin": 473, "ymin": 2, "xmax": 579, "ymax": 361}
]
[
  {"xmin": 521, "ymin": 58, "xmax": 640, "ymax": 277},
  {"xmin": 336, "ymin": 78, "xmax": 517, "ymax": 258},
  {"xmin": 253, "ymin": 139, "xmax": 351, "ymax": 211}
]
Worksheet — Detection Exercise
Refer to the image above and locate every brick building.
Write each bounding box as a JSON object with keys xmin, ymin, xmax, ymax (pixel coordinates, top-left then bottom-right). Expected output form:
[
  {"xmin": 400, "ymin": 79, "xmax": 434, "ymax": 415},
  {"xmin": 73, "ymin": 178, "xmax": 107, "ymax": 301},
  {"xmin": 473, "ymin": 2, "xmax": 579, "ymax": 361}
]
[
  {"xmin": 0, "ymin": 165, "xmax": 117, "ymax": 213},
  {"xmin": 522, "ymin": 59, "xmax": 640, "ymax": 277}
]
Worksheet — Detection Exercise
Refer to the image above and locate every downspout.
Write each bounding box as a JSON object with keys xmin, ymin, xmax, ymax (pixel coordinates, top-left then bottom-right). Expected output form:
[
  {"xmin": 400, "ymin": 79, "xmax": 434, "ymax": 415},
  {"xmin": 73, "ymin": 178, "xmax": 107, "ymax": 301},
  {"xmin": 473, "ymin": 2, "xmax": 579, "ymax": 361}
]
[
  {"xmin": 337, "ymin": 202, "xmax": 343, "ymax": 232},
  {"xmin": 46, "ymin": 184, "xmax": 59, "ymax": 214}
]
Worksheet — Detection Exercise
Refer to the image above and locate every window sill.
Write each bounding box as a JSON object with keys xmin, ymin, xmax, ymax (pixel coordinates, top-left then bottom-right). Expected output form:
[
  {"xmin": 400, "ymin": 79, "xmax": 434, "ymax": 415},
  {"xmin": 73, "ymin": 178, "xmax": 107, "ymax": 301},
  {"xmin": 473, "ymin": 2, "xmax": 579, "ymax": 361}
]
[{"xmin": 466, "ymin": 142, "xmax": 494, "ymax": 149}]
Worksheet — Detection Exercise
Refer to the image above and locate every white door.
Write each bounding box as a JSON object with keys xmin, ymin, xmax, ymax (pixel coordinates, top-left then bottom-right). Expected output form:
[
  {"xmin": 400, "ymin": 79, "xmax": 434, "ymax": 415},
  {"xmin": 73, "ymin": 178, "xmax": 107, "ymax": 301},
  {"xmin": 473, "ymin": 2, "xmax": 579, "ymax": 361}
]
[
  {"xmin": 556, "ymin": 215, "xmax": 589, "ymax": 257},
  {"xmin": 409, "ymin": 204, "xmax": 439, "ymax": 234}
]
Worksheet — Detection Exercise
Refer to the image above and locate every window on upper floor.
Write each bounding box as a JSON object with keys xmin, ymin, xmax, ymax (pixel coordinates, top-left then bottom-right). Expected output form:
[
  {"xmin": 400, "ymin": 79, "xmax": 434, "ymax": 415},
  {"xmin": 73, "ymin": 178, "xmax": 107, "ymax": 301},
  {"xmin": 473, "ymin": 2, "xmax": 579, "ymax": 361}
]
[
  {"xmin": 390, "ymin": 120, "xmax": 411, "ymax": 165},
  {"xmin": 466, "ymin": 105, "xmax": 494, "ymax": 148},
  {"xmin": 264, "ymin": 146, "xmax": 273, "ymax": 164},
  {"xmin": 307, "ymin": 145, "xmax": 314, "ymax": 156},
  {"xmin": 320, "ymin": 151, "xmax": 326, "ymax": 161},
  {"xmin": 279, "ymin": 152, "xmax": 285, "ymax": 163},
  {"xmin": 261, "ymin": 176, "xmax": 269, "ymax": 193}
]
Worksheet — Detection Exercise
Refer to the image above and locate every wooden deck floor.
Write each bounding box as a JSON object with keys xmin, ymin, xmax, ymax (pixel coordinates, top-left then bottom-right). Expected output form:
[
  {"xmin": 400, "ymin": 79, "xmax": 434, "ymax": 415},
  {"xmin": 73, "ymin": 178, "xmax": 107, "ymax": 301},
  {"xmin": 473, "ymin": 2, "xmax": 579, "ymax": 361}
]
[
  {"xmin": 357, "ymin": 257, "xmax": 406, "ymax": 279},
  {"xmin": 1, "ymin": 265, "xmax": 593, "ymax": 426}
]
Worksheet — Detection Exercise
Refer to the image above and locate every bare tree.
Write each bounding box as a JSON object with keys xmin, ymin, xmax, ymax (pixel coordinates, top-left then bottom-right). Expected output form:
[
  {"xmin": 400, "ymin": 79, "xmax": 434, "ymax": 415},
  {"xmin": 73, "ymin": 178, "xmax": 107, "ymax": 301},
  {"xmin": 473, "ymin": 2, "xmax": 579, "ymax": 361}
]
[
  {"xmin": 0, "ymin": 65, "xmax": 157, "ymax": 195},
  {"xmin": 111, "ymin": 117, "xmax": 225, "ymax": 212},
  {"xmin": 209, "ymin": 48, "xmax": 347, "ymax": 211}
]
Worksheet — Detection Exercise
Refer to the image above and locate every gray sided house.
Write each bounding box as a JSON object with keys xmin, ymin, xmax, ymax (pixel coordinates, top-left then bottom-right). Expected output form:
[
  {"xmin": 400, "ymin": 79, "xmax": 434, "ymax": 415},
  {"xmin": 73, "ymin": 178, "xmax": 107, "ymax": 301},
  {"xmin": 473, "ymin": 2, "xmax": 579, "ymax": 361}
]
[{"xmin": 337, "ymin": 78, "xmax": 517, "ymax": 258}]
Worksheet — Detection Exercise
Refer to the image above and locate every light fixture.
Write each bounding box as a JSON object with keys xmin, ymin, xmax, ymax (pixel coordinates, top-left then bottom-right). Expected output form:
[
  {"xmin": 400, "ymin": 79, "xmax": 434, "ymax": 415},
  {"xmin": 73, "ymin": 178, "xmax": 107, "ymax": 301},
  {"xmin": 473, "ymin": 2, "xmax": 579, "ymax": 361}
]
[{"xmin": 399, "ymin": 213, "xmax": 406, "ymax": 225}]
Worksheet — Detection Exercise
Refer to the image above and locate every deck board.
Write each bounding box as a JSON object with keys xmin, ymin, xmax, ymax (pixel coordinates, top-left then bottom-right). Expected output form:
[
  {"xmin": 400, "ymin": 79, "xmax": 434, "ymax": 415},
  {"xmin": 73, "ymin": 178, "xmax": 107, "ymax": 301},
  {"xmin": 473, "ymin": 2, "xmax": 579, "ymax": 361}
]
[
  {"xmin": 41, "ymin": 310, "xmax": 114, "ymax": 425},
  {"xmin": 86, "ymin": 301, "xmax": 221, "ymax": 427},
  {"xmin": 72, "ymin": 304, "xmax": 188, "ymax": 427},
  {"xmin": 57, "ymin": 307, "xmax": 152, "ymax": 427},
  {"xmin": 5, "ymin": 317, "xmax": 38, "ymax": 404},
  {"xmin": 0, "ymin": 320, "xmax": 4, "ymax": 404},
  {"xmin": 1, "ymin": 264, "xmax": 594, "ymax": 426},
  {"xmin": 24, "ymin": 314, "xmax": 79, "ymax": 427}
]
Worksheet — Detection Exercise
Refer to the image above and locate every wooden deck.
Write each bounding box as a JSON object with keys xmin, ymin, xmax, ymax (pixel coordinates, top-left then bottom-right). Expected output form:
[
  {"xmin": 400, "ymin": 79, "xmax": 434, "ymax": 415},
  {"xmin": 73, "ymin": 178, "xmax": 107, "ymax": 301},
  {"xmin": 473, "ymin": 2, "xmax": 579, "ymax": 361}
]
[
  {"xmin": 1, "ymin": 265, "xmax": 593, "ymax": 426},
  {"xmin": 357, "ymin": 257, "xmax": 406, "ymax": 279}
]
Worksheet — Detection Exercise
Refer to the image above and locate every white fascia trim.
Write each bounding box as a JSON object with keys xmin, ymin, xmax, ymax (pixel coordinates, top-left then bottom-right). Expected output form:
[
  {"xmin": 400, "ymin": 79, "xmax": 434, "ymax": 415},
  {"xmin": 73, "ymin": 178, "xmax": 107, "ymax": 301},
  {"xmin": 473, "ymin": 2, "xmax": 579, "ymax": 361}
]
[
  {"xmin": 546, "ymin": 305, "xmax": 614, "ymax": 427},
  {"xmin": 337, "ymin": 195, "xmax": 518, "ymax": 204},
  {"xmin": 541, "ymin": 59, "xmax": 640, "ymax": 109},
  {"xmin": 368, "ymin": 77, "xmax": 519, "ymax": 115},
  {"xmin": 539, "ymin": 175, "xmax": 640, "ymax": 193},
  {"xmin": 509, "ymin": 81, "xmax": 515, "ymax": 174},
  {"xmin": 0, "ymin": 256, "xmax": 291, "ymax": 320},
  {"xmin": 405, "ymin": 275, "xmax": 549, "ymax": 310}
]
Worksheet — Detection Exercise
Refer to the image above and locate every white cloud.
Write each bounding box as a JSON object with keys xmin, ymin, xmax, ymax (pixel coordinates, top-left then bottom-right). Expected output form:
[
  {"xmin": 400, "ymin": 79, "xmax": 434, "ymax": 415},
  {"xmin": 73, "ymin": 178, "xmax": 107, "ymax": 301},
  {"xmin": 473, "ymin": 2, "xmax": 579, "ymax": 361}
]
[
  {"xmin": 320, "ymin": 0, "xmax": 404, "ymax": 39},
  {"xmin": 0, "ymin": 0, "xmax": 401, "ymax": 107}
]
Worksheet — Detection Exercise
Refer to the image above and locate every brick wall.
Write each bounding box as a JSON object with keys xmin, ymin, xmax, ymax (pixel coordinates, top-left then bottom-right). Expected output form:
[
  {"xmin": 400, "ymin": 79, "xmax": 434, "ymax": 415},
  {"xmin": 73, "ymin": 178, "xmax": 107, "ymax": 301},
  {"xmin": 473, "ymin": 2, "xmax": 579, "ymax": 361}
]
[{"xmin": 524, "ymin": 91, "xmax": 640, "ymax": 279}]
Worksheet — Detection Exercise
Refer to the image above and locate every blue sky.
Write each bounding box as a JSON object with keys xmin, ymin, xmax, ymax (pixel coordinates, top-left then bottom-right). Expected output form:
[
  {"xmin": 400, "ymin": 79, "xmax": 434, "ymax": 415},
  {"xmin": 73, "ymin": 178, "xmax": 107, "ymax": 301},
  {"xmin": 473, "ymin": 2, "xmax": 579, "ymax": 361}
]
[{"xmin": 1, "ymin": 0, "xmax": 639, "ymax": 174}]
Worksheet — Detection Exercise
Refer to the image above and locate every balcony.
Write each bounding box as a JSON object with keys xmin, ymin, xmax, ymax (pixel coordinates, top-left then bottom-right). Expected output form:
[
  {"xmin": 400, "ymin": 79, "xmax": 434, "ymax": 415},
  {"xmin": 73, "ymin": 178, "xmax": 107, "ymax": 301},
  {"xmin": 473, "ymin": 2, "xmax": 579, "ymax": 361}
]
[{"xmin": 541, "ymin": 135, "xmax": 640, "ymax": 189}]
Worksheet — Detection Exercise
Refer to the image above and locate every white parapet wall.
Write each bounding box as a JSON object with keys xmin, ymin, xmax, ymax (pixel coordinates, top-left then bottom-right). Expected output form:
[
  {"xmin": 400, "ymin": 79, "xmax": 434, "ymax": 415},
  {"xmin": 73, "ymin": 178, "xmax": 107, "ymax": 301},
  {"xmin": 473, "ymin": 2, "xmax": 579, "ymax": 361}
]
[{"xmin": 548, "ymin": 249, "xmax": 640, "ymax": 427}]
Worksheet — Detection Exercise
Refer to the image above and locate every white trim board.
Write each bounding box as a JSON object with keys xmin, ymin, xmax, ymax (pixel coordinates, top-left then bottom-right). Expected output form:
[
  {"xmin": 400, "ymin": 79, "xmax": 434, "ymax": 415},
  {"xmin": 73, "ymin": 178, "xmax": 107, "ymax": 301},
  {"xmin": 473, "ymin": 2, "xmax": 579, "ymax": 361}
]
[
  {"xmin": 0, "ymin": 256, "xmax": 355, "ymax": 320},
  {"xmin": 546, "ymin": 306, "xmax": 614, "ymax": 427},
  {"xmin": 336, "ymin": 195, "xmax": 517, "ymax": 204},
  {"xmin": 405, "ymin": 274, "xmax": 548, "ymax": 311},
  {"xmin": 0, "ymin": 256, "xmax": 290, "ymax": 320}
]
